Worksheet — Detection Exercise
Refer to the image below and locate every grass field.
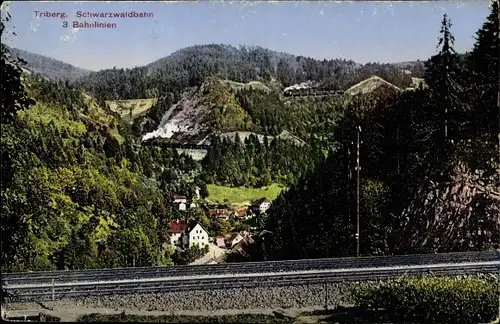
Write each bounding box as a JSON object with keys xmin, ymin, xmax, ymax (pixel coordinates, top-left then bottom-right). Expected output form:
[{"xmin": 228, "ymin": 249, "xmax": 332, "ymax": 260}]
[
  {"xmin": 221, "ymin": 80, "xmax": 271, "ymax": 92},
  {"xmin": 207, "ymin": 183, "xmax": 285, "ymax": 208},
  {"xmin": 106, "ymin": 98, "xmax": 157, "ymax": 122}
]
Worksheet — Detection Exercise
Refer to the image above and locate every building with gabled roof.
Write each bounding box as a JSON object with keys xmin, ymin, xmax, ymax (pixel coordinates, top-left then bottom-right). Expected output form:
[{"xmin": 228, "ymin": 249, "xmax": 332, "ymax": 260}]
[
  {"xmin": 168, "ymin": 219, "xmax": 188, "ymax": 247},
  {"xmin": 168, "ymin": 220, "xmax": 209, "ymax": 249},
  {"xmin": 226, "ymin": 233, "xmax": 244, "ymax": 248},
  {"xmin": 250, "ymin": 197, "xmax": 272, "ymax": 214}
]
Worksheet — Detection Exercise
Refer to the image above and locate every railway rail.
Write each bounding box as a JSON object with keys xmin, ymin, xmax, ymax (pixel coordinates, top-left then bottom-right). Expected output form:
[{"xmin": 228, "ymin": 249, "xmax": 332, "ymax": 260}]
[
  {"xmin": 2, "ymin": 251, "xmax": 498, "ymax": 285},
  {"xmin": 2, "ymin": 253, "xmax": 499, "ymax": 303}
]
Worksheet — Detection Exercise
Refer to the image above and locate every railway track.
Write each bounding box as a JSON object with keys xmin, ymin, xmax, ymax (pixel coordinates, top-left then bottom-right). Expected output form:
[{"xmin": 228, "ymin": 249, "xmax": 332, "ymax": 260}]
[
  {"xmin": 2, "ymin": 251, "xmax": 498, "ymax": 286},
  {"xmin": 3, "ymin": 258, "xmax": 499, "ymax": 302}
]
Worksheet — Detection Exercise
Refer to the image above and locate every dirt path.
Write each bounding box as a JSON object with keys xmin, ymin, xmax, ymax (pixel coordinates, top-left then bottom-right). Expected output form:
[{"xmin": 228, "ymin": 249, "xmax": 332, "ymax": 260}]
[
  {"xmin": 4, "ymin": 305, "xmax": 326, "ymax": 322},
  {"xmin": 189, "ymin": 243, "xmax": 226, "ymax": 265}
]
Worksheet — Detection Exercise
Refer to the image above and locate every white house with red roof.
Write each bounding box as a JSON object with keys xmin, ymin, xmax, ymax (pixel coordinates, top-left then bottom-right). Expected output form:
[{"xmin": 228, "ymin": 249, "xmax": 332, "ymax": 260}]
[
  {"xmin": 173, "ymin": 195, "xmax": 187, "ymax": 203},
  {"xmin": 172, "ymin": 195, "xmax": 188, "ymax": 211},
  {"xmin": 168, "ymin": 220, "xmax": 209, "ymax": 249},
  {"xmin": 168, "ymin": 219, "xmax": 189, "ymax": 247},
  {"xmin": 189, "ymin": 223, "xmax": 209, "ymax": 248}
]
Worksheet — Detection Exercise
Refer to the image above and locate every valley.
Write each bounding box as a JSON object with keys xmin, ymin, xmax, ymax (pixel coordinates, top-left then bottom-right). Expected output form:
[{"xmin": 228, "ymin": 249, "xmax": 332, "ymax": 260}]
[
  {"xmin": 1, "ymin": 1, "xmax": 500, "ymax": 322},
  {"xmin": 3, "ymin": 26, "xmax": 498, "ymax": 269},
  {"xmin": 3, "ymin": 41, "xmax": 424, "ymax": 273}
]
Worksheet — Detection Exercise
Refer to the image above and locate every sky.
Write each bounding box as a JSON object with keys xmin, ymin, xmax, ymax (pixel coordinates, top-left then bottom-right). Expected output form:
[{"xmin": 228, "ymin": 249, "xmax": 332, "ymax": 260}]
[{"xmin": 0, "ymin": 1, "xmax": 491, "ymax": 71}]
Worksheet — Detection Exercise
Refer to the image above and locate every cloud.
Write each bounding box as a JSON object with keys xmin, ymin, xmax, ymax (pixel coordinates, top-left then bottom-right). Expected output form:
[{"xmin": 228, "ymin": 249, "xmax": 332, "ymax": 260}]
[
  {"xmin": 1, "ymin": 1, "xmax": 12, "ymax": 18},
  {"xmin": 30, "ymin": 21, "xmax": 40, "ymax": 33},
  {"xmin": 60, "ymin": 28, "xmax": 79, "ymax": 43},
  {"xmin": 1, "ymin": 1, "xmax": 13, "ymax": 27}
]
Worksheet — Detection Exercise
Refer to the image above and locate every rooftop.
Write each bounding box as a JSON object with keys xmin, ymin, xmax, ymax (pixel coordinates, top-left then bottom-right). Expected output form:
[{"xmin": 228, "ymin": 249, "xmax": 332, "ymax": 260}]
[{"xmin": 168, "ymin": 220, "xmax": 188, "ymax": 233}]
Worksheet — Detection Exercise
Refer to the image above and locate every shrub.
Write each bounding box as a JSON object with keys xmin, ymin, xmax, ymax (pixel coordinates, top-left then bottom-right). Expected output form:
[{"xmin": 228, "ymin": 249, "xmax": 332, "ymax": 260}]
[{"xmin": 353, "ymin": 276, "xmax": 499, "ymax": 324}]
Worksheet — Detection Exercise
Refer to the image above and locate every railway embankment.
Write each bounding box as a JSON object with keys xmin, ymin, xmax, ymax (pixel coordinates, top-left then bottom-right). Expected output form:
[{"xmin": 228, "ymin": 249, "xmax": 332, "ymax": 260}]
[
  {"xmin": 3, "ymin": 252, "xmax": 499, "ymax": 316},
  {"xmin": 5, "ymin": 281, "xmax": 357, "ymax": 314}
]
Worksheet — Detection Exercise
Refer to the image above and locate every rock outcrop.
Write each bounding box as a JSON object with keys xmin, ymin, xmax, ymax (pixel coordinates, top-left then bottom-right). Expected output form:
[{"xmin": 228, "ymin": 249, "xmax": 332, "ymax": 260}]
[{"xmin": 398, "ymin": 162, "xmax": 500, "ymax": 253}]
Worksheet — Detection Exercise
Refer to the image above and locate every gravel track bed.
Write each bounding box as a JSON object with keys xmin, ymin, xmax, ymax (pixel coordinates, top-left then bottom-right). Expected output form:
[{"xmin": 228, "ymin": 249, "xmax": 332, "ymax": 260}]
[
  {"xmin": 6, "ymin": 282, "xmax": 358, "ymax": 312},
  {"xmin": 6, "ymin": 274, "xmax": 497, "ymax": 313}
]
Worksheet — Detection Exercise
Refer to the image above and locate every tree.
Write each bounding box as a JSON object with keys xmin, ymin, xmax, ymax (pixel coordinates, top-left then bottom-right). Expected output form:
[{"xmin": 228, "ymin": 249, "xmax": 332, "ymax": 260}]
[
  {"xmin": 467, "ymin": 1, "xmax": 499, "ymax": 143},
  {"xmin": 0, "ymin": 15, "xmax": 35, "ymax": 125},
  {"xmin": 424, "ymin": 14, "xmax": 465, "ymax": 179},
  {"xmin": 1, "ymin": 15, "xmax": 36, "ymax": 271}
]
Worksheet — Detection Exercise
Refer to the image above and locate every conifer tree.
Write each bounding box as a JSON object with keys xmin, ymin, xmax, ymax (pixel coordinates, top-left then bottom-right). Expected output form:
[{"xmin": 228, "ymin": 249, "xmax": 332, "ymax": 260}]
[
  {"xmin": 425, "ymin": 14, "xmax": 465, "ymax": 143},
  {"xmin": 467, "ymin": 1, "xmax": 499, "ymax": 142},
  {"xmin": 424, "ymin": 14, "xmax": 466, "ymax": 180}
]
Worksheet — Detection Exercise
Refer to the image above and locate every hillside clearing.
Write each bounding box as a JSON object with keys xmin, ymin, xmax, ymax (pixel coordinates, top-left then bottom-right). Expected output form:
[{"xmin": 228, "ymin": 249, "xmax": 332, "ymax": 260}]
[
  {"xmin": 221, "ymin": 79, "xmax": 271, "ymax": 92},
  {"xmin": 207, "ymin": 184, "xmax": 285, "ymax": 207},
  {"xmin": 345, "ymin": 75, "xmax": 401, "ymax": 96},
  {"xmin": 106, "ymin": 98, "xmax": 157, "ymax": 121}
]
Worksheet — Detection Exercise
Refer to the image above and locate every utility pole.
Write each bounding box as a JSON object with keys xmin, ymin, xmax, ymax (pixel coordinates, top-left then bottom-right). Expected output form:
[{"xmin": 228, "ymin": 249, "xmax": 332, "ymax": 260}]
[
  {"xmin": 356, "ymin": 125, "xmax": 361, "ymax": 257},
  {"xmin": 348, "ymin": 144, "xmax": 352, "ymax": 252},
  {"xmin": 494, "ymin": 0, "xmax": 500, "ymax": 320},
  {"xmin": 497, "ymin": 3, "xmax": 500, "ymax": 322},
  {"xmin": 497, "ymin": 0, "xmax": 500, "ymax": 181}
]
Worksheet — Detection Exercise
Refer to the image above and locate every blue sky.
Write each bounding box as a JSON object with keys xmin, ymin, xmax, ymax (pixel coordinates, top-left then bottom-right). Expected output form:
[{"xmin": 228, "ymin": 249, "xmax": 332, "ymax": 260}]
[{"xmin": 1, "ymin": 1, "xmax": 490, "ymax": 71}]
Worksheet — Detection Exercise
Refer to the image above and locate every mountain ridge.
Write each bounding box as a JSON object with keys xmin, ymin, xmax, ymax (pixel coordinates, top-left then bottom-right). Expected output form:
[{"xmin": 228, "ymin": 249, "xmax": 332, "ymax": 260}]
[
  {"xmin": 7, "ymin": 46, "xmax": 92, "ymax": 81},
  {"xmin": 10, "ymin": 44, "xmax": 426, "ymax": 85}
]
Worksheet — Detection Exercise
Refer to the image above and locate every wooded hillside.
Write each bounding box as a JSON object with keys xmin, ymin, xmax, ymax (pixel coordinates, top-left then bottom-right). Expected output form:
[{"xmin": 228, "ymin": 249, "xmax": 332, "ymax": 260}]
[{"xmin": 264, "ymin": 6, "xmax": 500, "ymax": 260}]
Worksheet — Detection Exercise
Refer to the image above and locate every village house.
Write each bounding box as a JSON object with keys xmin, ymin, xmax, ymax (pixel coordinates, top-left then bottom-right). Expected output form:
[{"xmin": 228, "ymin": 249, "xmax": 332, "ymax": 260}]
[
  {"xmin": 168, "ymin": 220, "xmax": 209, "ymax": 249},
  {"xmin": 228, "ymin": 233, "xmax": 255, "ymax": 256},
  {"xmin": 250, "ymin": 198, "xmax": 272, "ymax": 214},
  {"xmin": 188, "ymin": 223, "xmax": 209, "ymax": 248},
  {"xmin": 173, "ymin": 195, "xmax": 187, "ymax": 203},
  {"xmin": 215, "ymin": 237, "xmax": 226, "ymax": 248},
  {"xmin": 168, "ymin": 219, "xmax": 189, "ymax": 247},
  {"xmin": 233, "ymin": 209, "xmax": 248, "ymax": 220},
  {"xmin": 207, "ymin": 208, "xmax": 230, "ymax": 220},
  {"xmin": 172, "ymin": 195, "xmax": 188, "ymax": 211},
  {"xmin": 226, "ymin": 233, "xmax": 244, "ymax": 248}
]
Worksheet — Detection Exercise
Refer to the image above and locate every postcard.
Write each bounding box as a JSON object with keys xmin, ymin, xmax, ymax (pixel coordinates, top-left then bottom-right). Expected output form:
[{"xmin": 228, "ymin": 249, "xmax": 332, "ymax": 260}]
[{"xmin": 1, "ymin": 1, "xmax": 499, "ymax": 322}]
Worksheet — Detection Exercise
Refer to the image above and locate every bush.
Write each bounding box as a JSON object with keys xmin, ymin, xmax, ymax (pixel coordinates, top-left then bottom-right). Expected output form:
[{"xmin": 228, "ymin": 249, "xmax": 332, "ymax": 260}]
[{"xmin": 353, "ymin": 276, "xmax": 499, "ymax": 324}]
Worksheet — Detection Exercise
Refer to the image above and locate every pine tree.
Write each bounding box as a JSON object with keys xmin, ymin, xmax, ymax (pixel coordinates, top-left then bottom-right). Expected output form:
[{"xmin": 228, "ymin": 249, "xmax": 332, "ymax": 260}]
[
  {"xmin": 424, "ymin": 14, "xmax": 466, "ymax": 180},
  {"xmin": 467, "ymin": 1, "xmax": 499, "ymax": 142},
  {"xmin": 425, "ymin": 14, "xmax": 465, "ymax": 143}
]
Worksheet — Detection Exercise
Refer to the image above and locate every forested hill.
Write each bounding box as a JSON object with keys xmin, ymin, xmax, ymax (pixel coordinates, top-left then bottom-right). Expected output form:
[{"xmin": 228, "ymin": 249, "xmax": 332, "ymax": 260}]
[
  {"xmin": 7, "ymin": 46, "xmax": 91, "ymax": 81},
  {"xmin": 77, "ymin": 44, "xmax": 426, "ymax": 100},
  {"xmin": 10, "ymin": 44, "xmax": 425, "ymax": 101},
  {"xmin": 264, "ymin": 4, "xmax": 500, "ymax": 260},
  {"xmin": 1, "ymin": 58, "xmax": 204, "ymax": 272}
]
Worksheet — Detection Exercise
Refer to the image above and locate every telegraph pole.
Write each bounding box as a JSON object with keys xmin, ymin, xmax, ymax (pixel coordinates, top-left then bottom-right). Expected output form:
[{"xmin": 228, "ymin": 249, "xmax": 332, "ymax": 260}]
[
  {"xmin": 493, "ymin": 0, "xmax": 500, "ymax": 320},
  {"xmin": 348, "ymin": 144, "xmax": 352, "ymax": 251},
  {"xmin": 497, "ymin": 1, "xmax": 500, "ymax": 320},
  {"xmin": 497, "ymin": 0, "xmax": 500, "ymax": 180},
  {"xmin": 356, "ymin": 125, "xmax": 361, "ymax": 257}
]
